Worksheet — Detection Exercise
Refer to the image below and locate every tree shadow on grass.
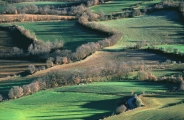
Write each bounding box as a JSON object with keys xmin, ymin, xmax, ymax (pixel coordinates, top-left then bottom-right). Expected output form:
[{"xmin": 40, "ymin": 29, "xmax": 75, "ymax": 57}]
[{"xmin": 0, "ymin": 79, "xmax": 33, "ymax": 97}]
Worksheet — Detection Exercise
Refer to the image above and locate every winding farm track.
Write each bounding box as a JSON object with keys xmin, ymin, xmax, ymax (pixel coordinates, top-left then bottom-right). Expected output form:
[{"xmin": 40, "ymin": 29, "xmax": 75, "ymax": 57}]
[{"xmin": 28, "ymin": 49, "xmax": 175, "ymax": 79}]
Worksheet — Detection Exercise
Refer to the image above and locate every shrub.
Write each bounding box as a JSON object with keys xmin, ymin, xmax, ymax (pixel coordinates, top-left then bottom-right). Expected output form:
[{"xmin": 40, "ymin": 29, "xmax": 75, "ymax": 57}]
[
  {"xmin": 179, "ymin": 81, "xmax": 184, "ymax": 91},
  {"xmin": 27, "ymin": 64, "xmax": 36, "ymax": 74},
  {"xmin": 137, "ymin": 71, "xmax": 148, "ymax": 80},
  {"xmin": 8, "ymin": 86, "xmax": 23, "ymax": 99},
  {"xmin": 116, "ymin": 104, "xmax": 127, "ymax": 114},
  {"xmin": 0, "ymin": 94, "xmax": 3, "ymax": 102},
  {"xmin": 135, "ymin": 95, "xmax": 143, "ymax": 107}
]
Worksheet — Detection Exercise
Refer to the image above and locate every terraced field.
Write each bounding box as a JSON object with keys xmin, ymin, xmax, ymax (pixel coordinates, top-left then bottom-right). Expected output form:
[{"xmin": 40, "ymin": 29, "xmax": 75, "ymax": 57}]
[
  {"xmin": 16, "ymin": 21, "xmax": 108, "ymax": 50},
  {"xmin": 0, "ymin": 81, "xmax": 179, "ymax": 120},
  {"xmin": 99, "ymin": 10, "xmax": 184, "ymax": 48}
]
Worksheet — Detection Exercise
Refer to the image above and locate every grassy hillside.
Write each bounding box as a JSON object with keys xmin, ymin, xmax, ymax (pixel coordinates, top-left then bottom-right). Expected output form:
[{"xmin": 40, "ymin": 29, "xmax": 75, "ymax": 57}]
[
  {"xmin": 106, "ymin": 92, "xmax": 184, "ymax": 120},
  {"xmin": 154, "ymin": 44, "xmax": 184, "ymax": 53},
  {"xmin": 90, "ymin": 0, "xmax": 161, "ymax": 14},
  {"xmin": 0, "ymin": 81, "xmax": 177, "ymax": 120},
  {"xmin": 15, "ymin": 21, "xmax": 108, "ymax": 50},
  {"xmin": 99, "ymin": 10, "xmax": 184, "ymax": 48},
  {"xmin": 90, "ymin": 0, "xmax": 142, "ymax": 14}
]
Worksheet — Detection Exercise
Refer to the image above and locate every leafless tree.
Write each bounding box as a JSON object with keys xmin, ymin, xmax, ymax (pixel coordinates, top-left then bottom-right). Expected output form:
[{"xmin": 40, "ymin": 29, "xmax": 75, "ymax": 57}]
[{"xmin": 8, "ymin": 86, "xmax": 23, "ymax": 99}]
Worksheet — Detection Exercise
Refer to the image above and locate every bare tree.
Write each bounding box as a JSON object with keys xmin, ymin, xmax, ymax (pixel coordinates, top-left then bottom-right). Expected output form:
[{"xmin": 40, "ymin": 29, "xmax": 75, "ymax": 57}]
[
  {"xmin": 22, "ymin": 85, "xmax": 31, "ymax": 95},
  {"xmin": 27, "ymin": 64, "xmax": 36, "ymax": 74},
  {"xmin": 8, "ymin": 86, "xmax": 23, "ymax": 99}
]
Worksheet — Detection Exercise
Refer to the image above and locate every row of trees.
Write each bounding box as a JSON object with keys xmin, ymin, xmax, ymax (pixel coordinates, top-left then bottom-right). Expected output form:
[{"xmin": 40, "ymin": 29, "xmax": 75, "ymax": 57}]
[{"xmin": 8, "ymin": 58, "xmax": 184, "ymax": 100}]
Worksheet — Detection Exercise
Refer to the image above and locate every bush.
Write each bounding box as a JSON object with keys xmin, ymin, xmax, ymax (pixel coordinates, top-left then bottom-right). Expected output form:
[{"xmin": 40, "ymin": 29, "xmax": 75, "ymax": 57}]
[
  {"xmin": 8, "ymin": 86, "xmax": 23, "ymax": 99},
  {"xmin": 116, "ymin": 104, "xmax": 127, "ymax": 114},
  {"xmin": 27, "ymin": 64, "xmax": 36, "ymax": 74},
  {"xmin": 179, "ymin": 81, "xmax": 184, "ymax": 91},
  {"xmin": 0, "ymin": 94, "xmax": 3, "ymax": 102}
]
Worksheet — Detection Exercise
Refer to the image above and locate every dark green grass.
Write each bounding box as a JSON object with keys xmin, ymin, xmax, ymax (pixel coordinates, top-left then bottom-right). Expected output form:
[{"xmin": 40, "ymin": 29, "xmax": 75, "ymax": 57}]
[
  {"xmin": 0, "ymin": 81, "xmax": 176, "ymax": 120},
  {"xmin": 15, "ymin": 21, "xmax": 108, "ymax": 51},
  {"xmin": 0, "ymin": 78, "xmax": 33, "ymax": 97}
]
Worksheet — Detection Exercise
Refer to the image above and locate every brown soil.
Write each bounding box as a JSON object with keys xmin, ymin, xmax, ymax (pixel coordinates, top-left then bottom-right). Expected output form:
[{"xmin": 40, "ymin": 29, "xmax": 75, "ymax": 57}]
[{"xmin": 32, "ymin": 49, "xmax": 171, "ymax": 77}]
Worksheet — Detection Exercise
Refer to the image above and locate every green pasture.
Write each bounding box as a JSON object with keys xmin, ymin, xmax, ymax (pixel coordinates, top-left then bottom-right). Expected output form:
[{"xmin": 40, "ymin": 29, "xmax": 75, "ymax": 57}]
[
  {"xmin": 99, "ymin": 10, "xmax": 184, "ymax": 48},
  {"xmin": 138, "ymin": 1, "xmax": 161, "ymax": 9},
  {"xmin": 15, "ymin": 21, "xmax": 107, "ymax": 50},
  {"xmin": 107, "ymin": 92, "xmax": 184, "ymax": 120},
  {"xmin": 0, "ymin": 81, "xmax": 177, "ymax": 120},
  {"xmin": 155, "ymin": 44, "xmax": 184, "ymax": 53},
  {"xmin": 90, "ymin": 0, "xmax": 142, "ymax": 14},
  {"xmin": 90, "ymin": 0, "xmax": 161, "ymax": 14}
]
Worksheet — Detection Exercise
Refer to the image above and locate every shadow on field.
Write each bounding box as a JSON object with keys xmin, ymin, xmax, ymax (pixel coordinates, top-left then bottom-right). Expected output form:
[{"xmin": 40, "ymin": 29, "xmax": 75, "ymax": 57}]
[
  {"xmin": 0, "ymin": 79, "xmax": 33, "ymax": 98},
  {"xmin": 29, "ymin": 97, "xmax": 124, "ymax": 120},
  {"xmin": 31, "ymin": 21, "xmax": 108, "ymax": 51}
]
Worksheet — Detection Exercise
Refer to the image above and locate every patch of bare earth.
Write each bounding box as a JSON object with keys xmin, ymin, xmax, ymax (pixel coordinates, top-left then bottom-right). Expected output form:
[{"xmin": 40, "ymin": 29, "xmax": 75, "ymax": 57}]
[{"xmin": 32, "ymin": 49, "xmax": 170, "ymax": 77}]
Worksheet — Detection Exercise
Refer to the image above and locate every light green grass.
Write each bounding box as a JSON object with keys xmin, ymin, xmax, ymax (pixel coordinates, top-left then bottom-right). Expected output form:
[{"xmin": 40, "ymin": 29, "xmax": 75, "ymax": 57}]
[
  {"xmin": 155, "ymin": 44, "xmax": 184, "ymax": 53},
  {"xmin": 99, "ymin": 10, "xmax": 184, "ymax": 48},
  {"xmin": 138, "ymin": 1, "xmax": 161, "ymax": 9},
  {"xmin": 0, "ymin": 81, "xmax": 176, "ymax": 120},
  {"xmin": 14, "ymin": 21, "xmax": 107, "ymax": 50},
  {"xmin": 107, "ymin": 92, "xmax": 184, "ymax": 120},
  {"xmin": 90, "ymin": 0, "xmax": 142, "ymax": 14}
]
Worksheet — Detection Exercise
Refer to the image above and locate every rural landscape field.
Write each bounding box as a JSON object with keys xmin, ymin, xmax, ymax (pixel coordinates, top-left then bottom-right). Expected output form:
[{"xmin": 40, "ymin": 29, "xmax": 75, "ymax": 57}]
[{"xmin": 0, "ymin": 0, "xmax": 184, "ymax": 120}]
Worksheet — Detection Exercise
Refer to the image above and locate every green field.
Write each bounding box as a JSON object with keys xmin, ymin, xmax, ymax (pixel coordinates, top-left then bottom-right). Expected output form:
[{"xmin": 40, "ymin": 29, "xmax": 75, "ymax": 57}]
[
  {"xmin": 15, "ymin": 21, "xmax": 107, "ymax": 50},
  {"xmin": 90, "ymin": 0, "xmax": 142, "ymax": 14},
  {"xmin": 0, "ymin": 81, "xmax": 178, "ymax": 120},
  {"xmin": 154, "ymin": 44, "xmax": 184, "ymax": 53},
  {"xmin": 90, "ymin": 0, "xmax": 161, "ymax": 14},
  {"xmin": 99, "ymin": 10, "xmax": 184, "ymax": 48}
]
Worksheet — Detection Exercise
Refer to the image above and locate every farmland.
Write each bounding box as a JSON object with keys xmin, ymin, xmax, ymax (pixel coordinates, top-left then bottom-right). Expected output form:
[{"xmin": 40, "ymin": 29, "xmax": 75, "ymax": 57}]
[
  {"xmin": 99, "ymin": 10, "xmax": 184, "ymax": 48},
  {"xmin": 15, "ymin": 21, "xmax": 108, "ymax": 50},
  {"xmin": 90, "ymin": 0, "xmax": 161, "ymax": 14},
  {"xmin": 0, "ymin": 0, "xmax": 184, "ymax": 120},
  {"xmin": 0, "ymin": 27, "xmax": 15, "ymax": 53},
  {"xmin": 90, "ymin": 0, "xmax": 142, "ymax": 14},
  {"xmin": 0, "ymin": 81, "xmax": 180, "ymax": 120},
  {"xmin": 106, "ymin": 92, "xmax": 184, "ymax": 120}
]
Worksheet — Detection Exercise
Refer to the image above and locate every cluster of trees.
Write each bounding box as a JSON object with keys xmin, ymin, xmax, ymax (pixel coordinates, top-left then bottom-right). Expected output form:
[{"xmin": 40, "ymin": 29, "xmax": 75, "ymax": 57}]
[
  {"xmin": 10, "ymin": 60, "xmax": 146, "ymax": 99},
  {"xmin": 137, "ymin": 71, "xmax": 157, "ymax": 81},
  {"xmin": 159, "ymin": 75, "xmax": 183, "ymax": 83},
  {"xmin": 6, "ymin": 0, "xmax": 95, "ymax": 4},
  {"xmin": 8, "ymin": 80, "xmax": 46, "ymax": 99}
]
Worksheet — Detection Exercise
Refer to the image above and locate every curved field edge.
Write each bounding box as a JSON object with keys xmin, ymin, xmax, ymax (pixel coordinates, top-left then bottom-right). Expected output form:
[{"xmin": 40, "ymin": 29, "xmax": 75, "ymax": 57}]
[
  {"xmin": 14, "ymin": 20, "xmax": 109, "ymax": 50},
  {"xmin": 0, "ymin": 81, "xmax": 179, "ymax": 120},
  {"xmin": 105, "ymin": 93, "xmax": 184, "ymax": 120},
  {"xmin": 98, "ymin": 10, "xmax": 184, "ymax": 48}
]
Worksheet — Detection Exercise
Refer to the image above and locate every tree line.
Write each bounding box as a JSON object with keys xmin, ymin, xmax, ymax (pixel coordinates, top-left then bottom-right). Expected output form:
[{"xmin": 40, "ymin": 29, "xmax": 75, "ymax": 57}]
[{"xmin": 5, "ymin": 59, "xmax": 184, "ymax": 100}]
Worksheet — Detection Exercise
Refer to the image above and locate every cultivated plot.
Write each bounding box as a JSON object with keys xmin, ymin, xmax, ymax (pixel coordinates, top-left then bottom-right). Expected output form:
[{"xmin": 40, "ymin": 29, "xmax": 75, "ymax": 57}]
[{"xmin": 16, "ymin": 21, "xmax": 108, "ymax": 50}]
